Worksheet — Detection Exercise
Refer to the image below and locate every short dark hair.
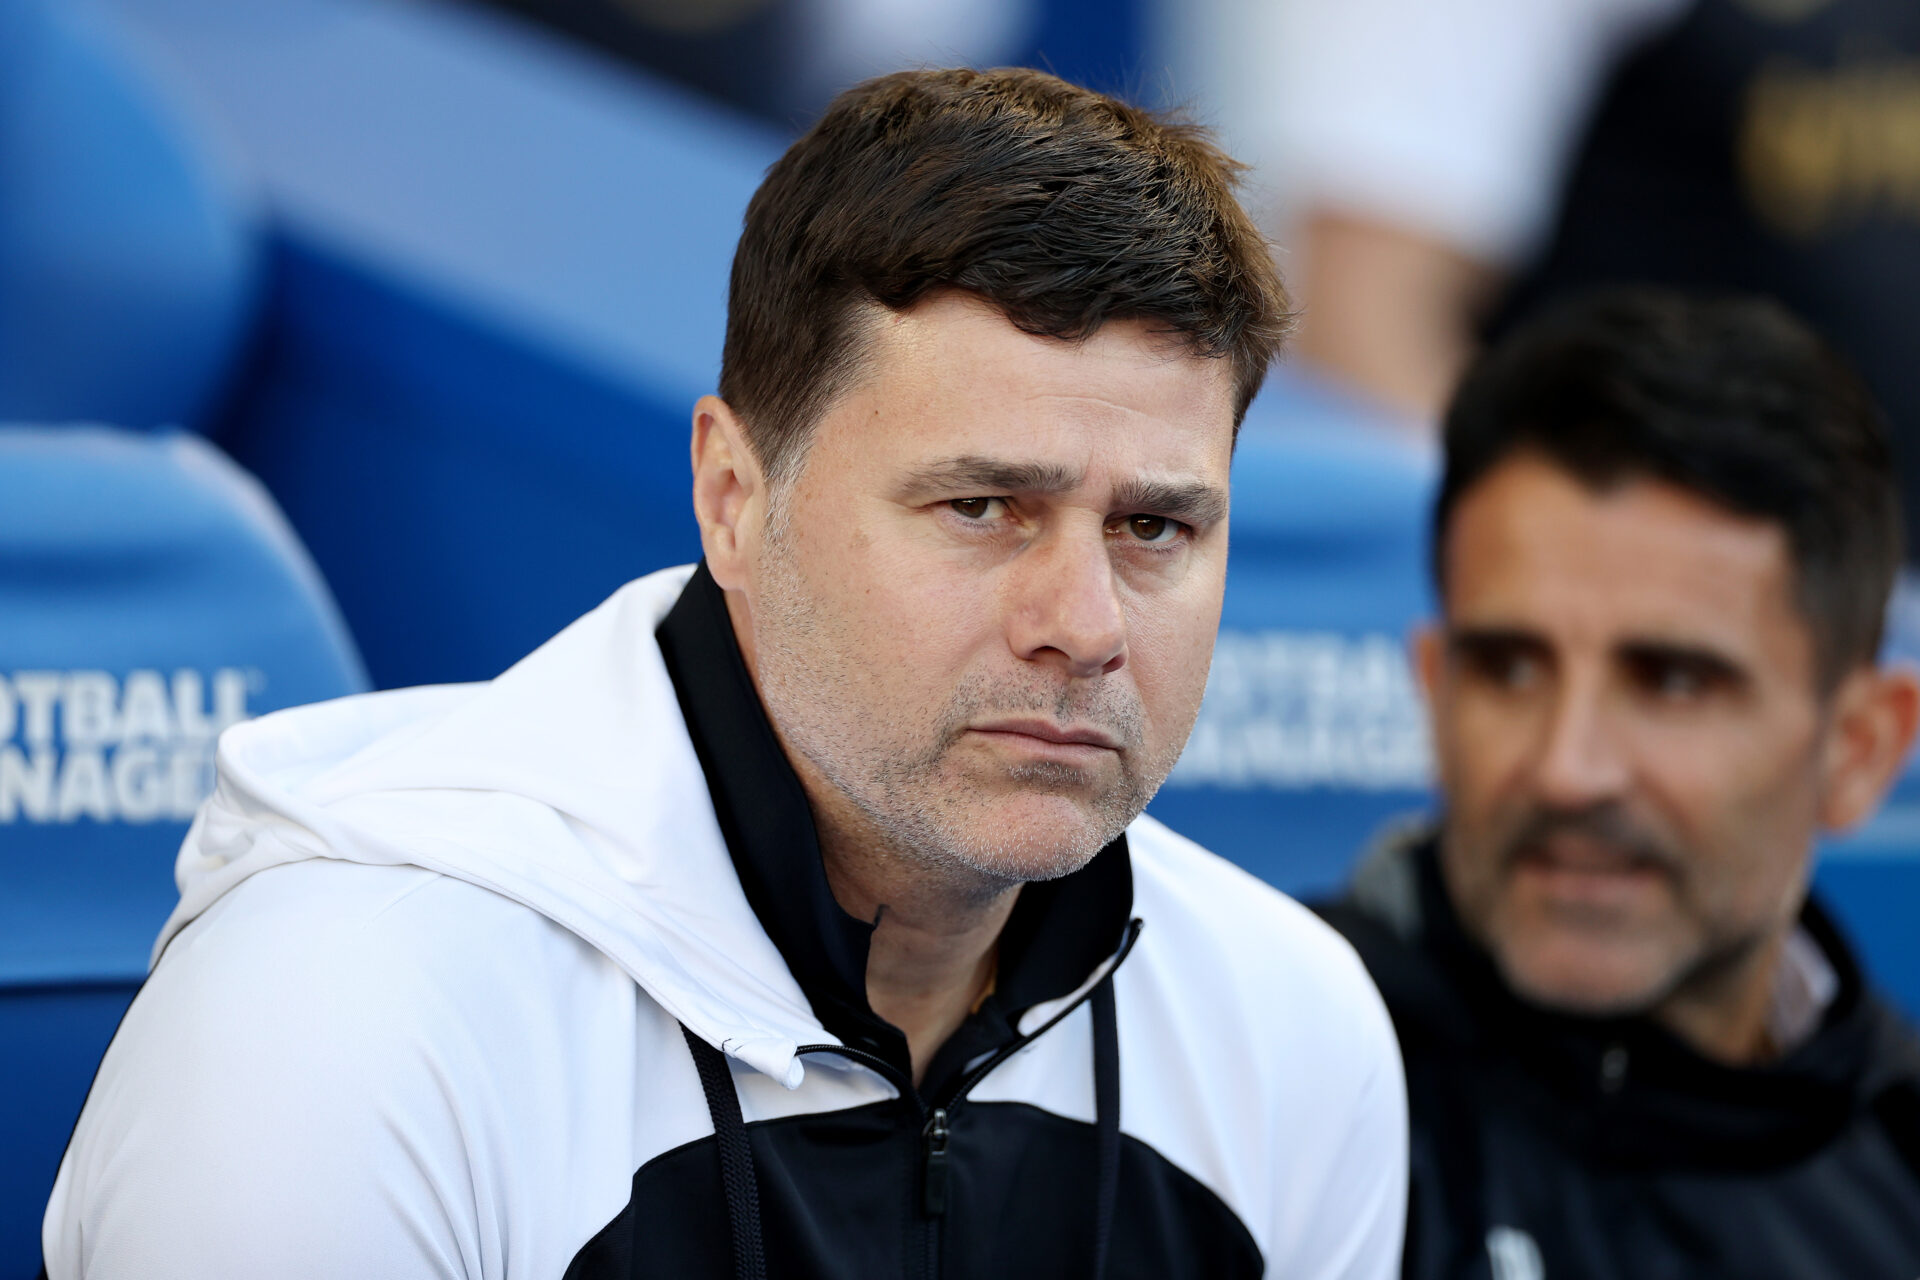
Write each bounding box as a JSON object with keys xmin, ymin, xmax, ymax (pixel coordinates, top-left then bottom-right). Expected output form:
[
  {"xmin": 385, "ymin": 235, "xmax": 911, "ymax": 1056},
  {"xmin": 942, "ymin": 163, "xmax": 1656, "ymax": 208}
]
[
  {"xmin": 1435, "ymin": 287, "xmax": 1901, "ymax": 688},
  {"xmin": 719, "ymin": 67, "xmax": 1291, "ymax": 482}
]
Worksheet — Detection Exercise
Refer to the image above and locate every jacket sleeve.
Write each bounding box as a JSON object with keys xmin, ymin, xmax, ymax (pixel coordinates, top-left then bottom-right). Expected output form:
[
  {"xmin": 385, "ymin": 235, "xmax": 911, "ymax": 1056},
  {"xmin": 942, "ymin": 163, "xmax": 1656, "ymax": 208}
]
[
  {"xmin": 1273, "ymin": 937, "xmax": 1410, "ymax": 1280},
  {"xmin": 43, "ymin": 870, "xmax": 492, "ymax": 1280}
]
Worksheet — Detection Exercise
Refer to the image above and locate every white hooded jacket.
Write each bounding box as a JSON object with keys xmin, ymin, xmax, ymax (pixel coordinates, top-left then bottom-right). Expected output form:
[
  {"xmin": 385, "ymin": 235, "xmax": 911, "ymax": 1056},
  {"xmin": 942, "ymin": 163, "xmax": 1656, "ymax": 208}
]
[{"xmin": 44, "ymin": 565, "xmax": 1406, "ymax": 1279}]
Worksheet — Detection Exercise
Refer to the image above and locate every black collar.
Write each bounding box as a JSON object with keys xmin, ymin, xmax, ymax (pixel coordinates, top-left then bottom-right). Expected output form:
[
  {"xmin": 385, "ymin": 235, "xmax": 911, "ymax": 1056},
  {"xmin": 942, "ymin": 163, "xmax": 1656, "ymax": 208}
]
[
  {"xmin": 655, "ymin": 563, "xmax": 1134, "ymax": 1096},
  {"xmin": 1403, "ymin": 833, "xmax": 1890, "ymax": 1170}
]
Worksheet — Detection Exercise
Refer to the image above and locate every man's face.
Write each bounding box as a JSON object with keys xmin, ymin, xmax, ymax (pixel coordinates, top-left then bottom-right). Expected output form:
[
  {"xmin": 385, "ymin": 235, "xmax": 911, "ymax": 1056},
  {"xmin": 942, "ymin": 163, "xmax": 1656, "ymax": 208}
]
[
  {"xmin": 723, "ymin": 293, "xmax": 1235, "ymax": 887},
  {"xmin": 1423, "ymin": 452, "xmax": 1834, "ymax": 1015}
]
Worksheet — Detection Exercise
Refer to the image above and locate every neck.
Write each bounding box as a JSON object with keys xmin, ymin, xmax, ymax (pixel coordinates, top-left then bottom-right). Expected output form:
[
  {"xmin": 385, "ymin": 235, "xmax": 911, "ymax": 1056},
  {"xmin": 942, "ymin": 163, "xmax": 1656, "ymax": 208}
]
[
  {"xmin": 1652, "ymin": 929, "xmax": 1788, "ymax": 1065},
  {"xmin": 811, "ymin": 791, "xmax": 1018, "ymax": 1088},
  {"xmin": 721, "ymin": 587, "xmax": 1016, "ymax": 1086},
  {"xmin": 715, "ymin": 584, "xmax": 1018, "ymax": 1086}
]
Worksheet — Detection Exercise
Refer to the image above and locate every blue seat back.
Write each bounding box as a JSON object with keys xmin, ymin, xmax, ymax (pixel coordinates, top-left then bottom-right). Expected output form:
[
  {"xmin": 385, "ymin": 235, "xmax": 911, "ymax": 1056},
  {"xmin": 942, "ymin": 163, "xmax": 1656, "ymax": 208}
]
[
  {"xmin": 0, "ymin": 426, "xmax": 365, "ymax": 1280},
  {"xmin": 1817, "ymin": 576, "xmax": 1920, "ymax": 1019},
  {"xmin": 0, "ymin": 0, "xmax": 259, "ymax": 431},
  {"xmin": 89, "ymin": 0, "xmax": 788, "ymax": 690}
]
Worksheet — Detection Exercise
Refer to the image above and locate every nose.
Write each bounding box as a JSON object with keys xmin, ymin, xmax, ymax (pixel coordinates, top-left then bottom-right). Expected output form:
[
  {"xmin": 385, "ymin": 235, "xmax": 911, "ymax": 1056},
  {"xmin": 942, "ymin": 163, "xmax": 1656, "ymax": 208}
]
[
  {"xmin": 1006, "ymin": 525, "xmax": 1128, "ymax": 679},
  {"xmin": 1530, "ymin": 675, "xmax": 1631, "ymax": 809}
]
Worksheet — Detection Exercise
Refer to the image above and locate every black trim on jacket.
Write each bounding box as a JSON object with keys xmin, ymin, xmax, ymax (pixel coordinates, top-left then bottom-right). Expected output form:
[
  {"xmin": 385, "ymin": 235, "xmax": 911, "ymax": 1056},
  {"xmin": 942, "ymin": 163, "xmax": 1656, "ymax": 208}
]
[
  {"xmin": 1317, "ymin": 831, "xmax": 1920, "ymax": 1280},
  {"xmin": 654, "ymin": 561, "xmax": 1135, "ymax": 1103}
]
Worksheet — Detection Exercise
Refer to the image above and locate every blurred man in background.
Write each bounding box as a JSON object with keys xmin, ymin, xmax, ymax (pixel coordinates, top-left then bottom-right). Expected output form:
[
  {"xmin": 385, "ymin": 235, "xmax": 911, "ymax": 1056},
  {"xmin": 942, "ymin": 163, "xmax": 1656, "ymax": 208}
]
[
  {"xmin": 1318, "ymin": 289, "xmax": 1920, "ymax": 1279},
  {"xmin": 1179, "ymin": 0, "xmax": 1920, "ymax": 562},
  {"xmin": 44, "ymin": 68, "xmax": 1406, "ymax": 1279}
]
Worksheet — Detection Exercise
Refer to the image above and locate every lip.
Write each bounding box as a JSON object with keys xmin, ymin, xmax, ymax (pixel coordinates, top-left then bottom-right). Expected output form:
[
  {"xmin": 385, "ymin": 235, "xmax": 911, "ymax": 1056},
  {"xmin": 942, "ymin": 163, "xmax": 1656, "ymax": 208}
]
[
  {"xmin": 1514, "ymin": 833, "xmax": 1668, "ymax": 877},
  {"xmin": 969, "ymin": 719, "xmax": 1125, "ymax": 751},
  {"xmin": 1511, "ymin": 845, "xmax": 1670, "ymax": 909}
]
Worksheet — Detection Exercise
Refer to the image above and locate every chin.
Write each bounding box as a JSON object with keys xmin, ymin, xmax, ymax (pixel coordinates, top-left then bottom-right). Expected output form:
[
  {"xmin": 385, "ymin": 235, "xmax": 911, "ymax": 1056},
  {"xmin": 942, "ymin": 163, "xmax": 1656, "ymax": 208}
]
[
  {"xmin": 940, "ymin": 793, "xmax": 1126, "ymax": 883},
  {"xmin": 1495, "ymin": 938, "xmax": 1671, "ymax": 1018}
]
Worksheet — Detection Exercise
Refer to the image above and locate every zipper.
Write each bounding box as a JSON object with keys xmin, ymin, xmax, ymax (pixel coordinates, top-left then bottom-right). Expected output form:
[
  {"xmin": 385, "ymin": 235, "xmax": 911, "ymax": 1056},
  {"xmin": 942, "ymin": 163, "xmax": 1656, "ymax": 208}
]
[
  {"xmin": 789, "ymin": 1041, "xmax": 937, "ymax": 1275},
  {"xmin": 797, "ymin": 917, "xmax": 1144, "ymax": 1126},
  {"xmin": 938, "ymin": 916, "xmax": 1144, "ymax": 1113},
  {"xmin": 922, "ymin": 1106, "xmax": 951, "ymax": 1214},
  {"xmin": 794, "ymin": 918, "xmax": 1145, "ymax": 1276}
]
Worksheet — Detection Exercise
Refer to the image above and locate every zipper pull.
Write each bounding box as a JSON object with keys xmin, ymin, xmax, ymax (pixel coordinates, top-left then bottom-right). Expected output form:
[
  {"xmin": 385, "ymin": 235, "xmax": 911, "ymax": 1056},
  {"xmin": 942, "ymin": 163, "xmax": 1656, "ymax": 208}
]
[
  {"xmin": 1600, "ymin": 1043, "xmax": 1629, "ymax": 1095},
  {"xmin": 922, "ymin": 1107, "xmax": 951, "ymax": 1216}
]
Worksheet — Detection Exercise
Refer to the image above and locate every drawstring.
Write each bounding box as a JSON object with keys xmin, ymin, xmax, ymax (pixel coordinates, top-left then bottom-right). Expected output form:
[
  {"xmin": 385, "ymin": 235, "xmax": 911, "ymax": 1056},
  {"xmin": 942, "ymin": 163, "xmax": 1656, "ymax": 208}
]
[
  {"xmin": 681, "ymin": 1024, "xmax": 768, "ymax": 1280},
  {"xmin": 1875, "ymin": 1079, "xmax": 1920, "ymax": 1184},
  {"xmin": 1090, "ymin": 973, "xmax": 1122, "ymax": 1280},
  {"xmin": 682, "ymin": 969, "xmax": 1124, "ymax": 1280}
]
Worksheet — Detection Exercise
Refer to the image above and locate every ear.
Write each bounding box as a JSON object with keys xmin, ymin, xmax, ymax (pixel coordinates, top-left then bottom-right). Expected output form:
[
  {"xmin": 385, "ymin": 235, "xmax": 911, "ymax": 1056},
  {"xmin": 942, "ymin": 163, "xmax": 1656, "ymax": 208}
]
[
  {"xmin": 1412, "ymin": 622, "xmax": 1445, "ymax": 705},
  {"xmin": 690, "ymin": 395, "xmax": 766, "ymax": 592},
  {"xmin": 1411, "ymin": 621, "xmax": 1455, "ymax": 791},
  {"xmin": 1816, "ymin": 664, "xmax": 1920, "ymax": 833}
]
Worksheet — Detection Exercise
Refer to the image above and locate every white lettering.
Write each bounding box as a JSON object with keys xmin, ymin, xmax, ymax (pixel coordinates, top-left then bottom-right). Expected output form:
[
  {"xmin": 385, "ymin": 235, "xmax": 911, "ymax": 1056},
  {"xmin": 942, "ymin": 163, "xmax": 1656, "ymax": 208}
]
[
  {"xmin": 0, "ymin": 746, "xmax": 55, "ymax": 821},
  {"xmin": 0, "ymin": 668, "xmax": 256, "ymax": 823},
  {"xmin": 172, "ymin": 669, "xmax": 212, "ymax": 742},
  {"xmin": 1167, "ymin": 630, "xmax": 1433, "ymax": 790},
  {"xmin": 212, "ymin": 669, "xmax": 249, "ymax": 734},
  {"xmin": 111, "ymin": 747, "xmax": 167, "ymax": 823},
  {"xmin": 13, "ymin": 672, "xmax": 60, "ymax": 746},
  {"xmin": 168, "ymin": 745, "xmax": 212, "ymax": 820},
  {"xmin": 55, "ymin": 749, "xmax": 112, "ymax": 822},
  {"xmin": 119, "ymin": 671, "xmax": 174, "ymax": 742},
  {"xmin": 64, "ymin": 670, "xmax": 120, "ymax": 747}
]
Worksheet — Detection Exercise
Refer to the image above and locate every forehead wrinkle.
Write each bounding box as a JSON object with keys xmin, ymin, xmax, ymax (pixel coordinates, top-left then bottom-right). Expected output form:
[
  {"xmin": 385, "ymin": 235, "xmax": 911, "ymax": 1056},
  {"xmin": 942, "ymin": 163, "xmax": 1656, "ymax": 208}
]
[{"xmin": 1025, "ymin": 388, "xmax": 1237, "ymax": 449}]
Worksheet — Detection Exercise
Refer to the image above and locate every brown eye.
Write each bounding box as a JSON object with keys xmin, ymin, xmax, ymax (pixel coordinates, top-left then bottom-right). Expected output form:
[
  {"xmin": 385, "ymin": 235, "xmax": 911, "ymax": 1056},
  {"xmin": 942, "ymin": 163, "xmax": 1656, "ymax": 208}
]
[
  {"xmin": 1623, "ymin": 650, "xmax": 1734, "ymax": 702},
  {"xmin": 1648, "ymin": 662, "xmax": 1703, "ymax": 699},
  {"xmin": 1490, "ymin": 651, "xmax": 1542, "ymax": 691},
  {"xmin": 950, "ymin": 497, "xmax": 994, "ymax": 518},
  {"xmin": 1124, "ymin": 515, "xmax": 1178, "ymax": 544},
  {"xmin": 1454, "ymin": 638, "xmax": 1546, "ymax": 692}
]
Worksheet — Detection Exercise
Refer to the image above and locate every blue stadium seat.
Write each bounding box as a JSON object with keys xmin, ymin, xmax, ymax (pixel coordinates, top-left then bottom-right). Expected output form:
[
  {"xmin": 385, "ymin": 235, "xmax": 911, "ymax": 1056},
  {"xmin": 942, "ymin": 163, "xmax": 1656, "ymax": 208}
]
[
  {"xmin": 0, "ymin": 426, "xmax": 365, "ymax": 1280},
  {"xmin": 0, "ymin": 0, "xmax": 259, "ymax": 431},
  {"xmin": 86, "ymin": 0, "xmax": 784, "ymax": 690},
  {"xmin": 1818, "ymin": 576, "xmax": 1920, "ymax": 1019}
]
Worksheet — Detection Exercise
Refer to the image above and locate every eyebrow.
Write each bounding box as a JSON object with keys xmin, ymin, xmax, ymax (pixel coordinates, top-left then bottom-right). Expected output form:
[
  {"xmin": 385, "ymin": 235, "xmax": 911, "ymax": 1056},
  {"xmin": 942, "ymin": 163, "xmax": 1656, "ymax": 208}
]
[
  {"xmin": 1113, "ymin": 477, "xmax": 1229, "ymax": 528},
  {"xmin": 897, "ymin": 456, "xmax": 1082, "ymax": 497},
  {"xmin": 1615, "ymin": 639, "xmax": 1751, "ymax": 685},
  {"xmin": 1446, "ymin": 626, "xmax": 1545, "ymax": 658},
  {"xmin": 1447, "ymin": 626, "xmax": 1752, "ymax": 681},
  {"xmin": 897, "ymin": 455, "xmax": 1229, "ymax": 527}
]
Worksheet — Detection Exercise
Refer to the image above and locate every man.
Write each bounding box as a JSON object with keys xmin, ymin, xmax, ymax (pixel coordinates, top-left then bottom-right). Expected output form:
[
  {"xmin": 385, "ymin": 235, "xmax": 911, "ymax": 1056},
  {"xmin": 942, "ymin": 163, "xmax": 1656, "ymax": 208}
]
[
  {"xmin": 44, "ymin": 69, "xmax": 1406, "ymax": 1279},
  {"xmin": 1319, "ymin": 288, "xmax": 1920, "ymax": 1280}
]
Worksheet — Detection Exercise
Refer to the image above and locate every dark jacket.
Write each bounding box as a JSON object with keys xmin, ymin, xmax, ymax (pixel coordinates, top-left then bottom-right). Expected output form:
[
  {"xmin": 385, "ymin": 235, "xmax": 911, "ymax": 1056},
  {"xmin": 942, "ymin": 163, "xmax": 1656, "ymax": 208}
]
[{"xmin": 1317, "ymin": 830, "xmax": 1920, "ymax": 1280}]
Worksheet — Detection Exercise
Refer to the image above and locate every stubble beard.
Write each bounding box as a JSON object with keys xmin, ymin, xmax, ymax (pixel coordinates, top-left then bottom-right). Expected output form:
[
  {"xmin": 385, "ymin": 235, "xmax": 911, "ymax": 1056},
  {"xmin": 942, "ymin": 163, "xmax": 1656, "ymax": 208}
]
[
  {"xmin": 1456, "ymin": 800, "xmax": 1774, "ymax": 1017},
  {"xmin": 751, "ymin": 521, "xmax": 1173, "ymax": 888}
]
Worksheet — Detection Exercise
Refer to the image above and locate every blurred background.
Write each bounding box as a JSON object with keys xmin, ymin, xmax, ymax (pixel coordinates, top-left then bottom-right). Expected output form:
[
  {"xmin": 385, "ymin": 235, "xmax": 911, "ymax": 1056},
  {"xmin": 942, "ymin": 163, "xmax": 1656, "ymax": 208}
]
[{"xmin": 3, "ymin": 0, "xmax": 1918, "ymax": 1274}]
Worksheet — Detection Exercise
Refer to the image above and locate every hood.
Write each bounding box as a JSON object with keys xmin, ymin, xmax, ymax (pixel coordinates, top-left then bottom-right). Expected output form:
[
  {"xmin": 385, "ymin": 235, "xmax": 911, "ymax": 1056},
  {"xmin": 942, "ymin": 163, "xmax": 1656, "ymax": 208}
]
[{"xmin": 161, "ymin": 564, "xmax": 821, "ymax": 1089}]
